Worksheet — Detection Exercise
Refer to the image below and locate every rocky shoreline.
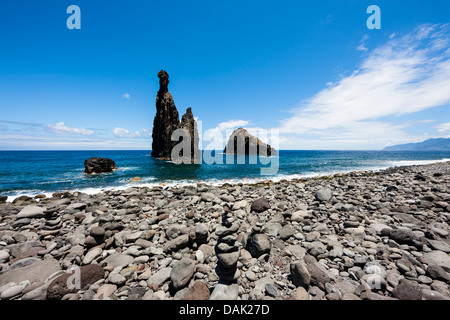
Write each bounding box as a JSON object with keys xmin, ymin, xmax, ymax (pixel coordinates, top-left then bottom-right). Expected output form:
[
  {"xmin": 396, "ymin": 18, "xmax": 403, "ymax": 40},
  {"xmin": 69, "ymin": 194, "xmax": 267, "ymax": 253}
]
[{"xmin": 0, "ymin": 162, "xmax": 449, "ymax": 300}]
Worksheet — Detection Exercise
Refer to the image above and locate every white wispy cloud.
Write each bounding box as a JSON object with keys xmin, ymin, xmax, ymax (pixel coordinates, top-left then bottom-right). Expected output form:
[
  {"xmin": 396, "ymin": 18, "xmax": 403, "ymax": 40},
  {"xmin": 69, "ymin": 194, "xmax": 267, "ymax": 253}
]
[
  {"xmin": 122, "ymin": 93, "xmax": 131, "ymax": 100},
  {"xmin": 203, "ymin": 120, "xmax": 250, "ymax": 150},
  {"xmin": 0, "ymin": 133, "xmax": 150, "ymax": 150},
  {"xmin": 112, "ymin": 127, "xmax": 142, "ymax": 138},
  {"xmin": 357, "ymin": 34, "xmax": 369, "ymax": 51},
  {"xmin": 436, "ymin": 122, "xmax": 450, "ymax": 132},
  {"xmin": 43, "ymin": 122, "xmax": 95, "ymax": 136},
  {"xmin": 278, "ymin": 23, "xmax": 450, "ymax": 149}
]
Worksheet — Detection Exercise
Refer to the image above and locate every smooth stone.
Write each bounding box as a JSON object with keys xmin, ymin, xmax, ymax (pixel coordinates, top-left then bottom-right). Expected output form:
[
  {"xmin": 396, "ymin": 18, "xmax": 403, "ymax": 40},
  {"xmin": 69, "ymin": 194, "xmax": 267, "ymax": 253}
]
[
  {"xmin": 426, "ymin": 264, "xmax": 450, "ymax": 282},
  {"xmin": 0, "ymin": 258, "xmax": 61, "ymax": 287},
  {"xmin": 148, "ymin": 267, "xmax": 172, "ymax": 287},
  {"xmin": 21, "ymin": 284, "xmax": 47, "ymax": 300},
  {"xmin": 171, "ymin": 258, "xmax": 196, "ymax": 290},
  {"xmin": 210, "ymin": 283, "xmax": 239, "ymax": 300},
  {"xmin": 83, "ymin": 247, "xmax": 102, "ymax": 265},
  {"xmin": 291, "ymin": 210, "xmax": 309, "ymax": 222},
  {"xmin": 101, "ymin": 253, "xmax": 134, "ymax": 268},
  {"xmin": 0, "ymin": 250, "xmax": 10, "ymax": 262},
  {"xmin": 96, "ymin": 284, "xmax": 117, "ymax": 299},
  {"xmin": 392, "ymin": 279, "xmax": 422, "ymax": 300},
  {"xmin": 220, "ymin": 195, "xmax": 235, "ymax": 202},
  {"xmin": 423, "ymin": 251, "xmax": 450, "ymax": 271},
  {"xmin": 421, "ymin": 289, "xmax": 449, "ymax": 300},
  {"xmin": 250, "ymin": 198, "xmax": 270, "ymax": 213},
  {"xmin": 278, "ymin": 226, "xmax": 294, "ymax": 240},
  {"xmin": 195, "ymin": 223, "xmax": 209, "ymax": 240},
  {"xmin": 17, "ymin": 205, "xmax": 45, "ymax": 219},
  {"xmin": 245, "ymin": 270, "xmax": 257, "ymax": 281},
  {"xmin": 0, "ymin": 284, "xmax": 24, "ymax": 299},
  {"xmin": 215, "ymin": 223, "xmax": 239, "ymax": 237},
  {"xmin": 363, "ymin": 261, "xmax": 387, "ymax": 279},
  {"xmin": 290, "ymin": 260, "xmax": 311, "ymax": 288},
  {"xmin": 90, "ymin": 227, "xmax": 106, "ymax": 238},
  {"xmin": 108, "ymin": 272, "xmax": 127, "ymax": 286},
  {"xmin": 247, "ymin": 233, "xmax": 271, "ymax": 257},
  {"xmin": 289, "ymin": 287, "xmax": 309, "ymax": 300},
  {"xmin": 232, "ymin": 200, "xmax": 247, "ymax": 210},
  {"xmin": 10, "ymin": 257, "xmax": 41, "ymax": 270},
  {"xmin": 217, "ymin": 250, "xmax": 240, "ymax": 269},
  {"xmin": 306, "ymin": 263, "xmax": 331, "ymax": 291},
  {"xmin": 315, "ymin": 188, "xmax": 332, "ymax": 202},
  {"xmin": 265, "ymin": 283, "xmax": 280, "ymax": 298},
  {"xmin": 200, "ymin": 192, "xmax": 215, "ymax": 202},
  {"xmin": 11, "ymin": 218, "xmax": 31, "ymax": 228},
  {"xmin": 183, "ymin": 281, "xmax": 210, "ymax": 300},
  {"xmin": 163, "ymin": 234, "xmax": 190, "ymax": 253},
  {"xmin": 427, "ymin": 240, "xmax": 450, "ymax": 253},
  {"xmin": 285, "ymin": 245, "xmax": 306, "ymax": 259}
]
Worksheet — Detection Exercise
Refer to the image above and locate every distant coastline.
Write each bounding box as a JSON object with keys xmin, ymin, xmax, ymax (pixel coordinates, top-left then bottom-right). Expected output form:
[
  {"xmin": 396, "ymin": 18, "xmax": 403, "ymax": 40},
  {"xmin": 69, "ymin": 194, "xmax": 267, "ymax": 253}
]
[{"xmin": 384, "ymin": 138, "xmax": 450, "ymax": 151}]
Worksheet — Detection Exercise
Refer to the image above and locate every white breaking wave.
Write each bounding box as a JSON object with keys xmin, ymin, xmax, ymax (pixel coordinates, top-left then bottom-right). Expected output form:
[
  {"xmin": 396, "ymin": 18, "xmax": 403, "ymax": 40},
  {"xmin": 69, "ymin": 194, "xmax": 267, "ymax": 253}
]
[{"xmin": 4, "ymin": 158, "xmax": 449, "ymax": 202}]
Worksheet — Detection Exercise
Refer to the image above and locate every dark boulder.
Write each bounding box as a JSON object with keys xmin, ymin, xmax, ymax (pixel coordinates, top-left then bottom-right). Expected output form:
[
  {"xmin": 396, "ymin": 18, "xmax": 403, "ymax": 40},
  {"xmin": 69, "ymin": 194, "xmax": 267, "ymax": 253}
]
[
  {"xmin": 392, "ymin": 279, "xmax": 422, "ymax": 300},
  {"xmin": 46, "ymin": 264, "xmax": 104, "ymax": 300},
  {"xmin": 251, "ymin": 197, "xmax": 271, "ymax": 213},
  {"xmin": 84, "ymin": 157, "xmax": 116, "ymax": 174},
  {"xmin": 246, "ymin": 233, "xmax": 271, "ymax": 257}
]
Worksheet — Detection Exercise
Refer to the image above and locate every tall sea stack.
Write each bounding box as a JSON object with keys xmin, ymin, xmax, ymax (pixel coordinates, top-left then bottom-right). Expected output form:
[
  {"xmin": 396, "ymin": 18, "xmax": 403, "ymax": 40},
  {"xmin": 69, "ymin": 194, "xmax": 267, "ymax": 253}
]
[
  {"xmin": 151, "ymin": 70, "xmax": 200, "ymax": 162},
  {"xmin": 179, "ymin": 107, "xmax": 200, "ymax": 163}
]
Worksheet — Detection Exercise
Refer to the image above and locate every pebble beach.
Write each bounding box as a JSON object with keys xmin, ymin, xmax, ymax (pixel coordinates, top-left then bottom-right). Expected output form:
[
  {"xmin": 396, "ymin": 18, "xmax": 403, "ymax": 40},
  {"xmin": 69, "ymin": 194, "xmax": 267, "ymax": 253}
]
[{"xmin": 0, "ymin": 161, "xmax": 449, "ymax": 301}]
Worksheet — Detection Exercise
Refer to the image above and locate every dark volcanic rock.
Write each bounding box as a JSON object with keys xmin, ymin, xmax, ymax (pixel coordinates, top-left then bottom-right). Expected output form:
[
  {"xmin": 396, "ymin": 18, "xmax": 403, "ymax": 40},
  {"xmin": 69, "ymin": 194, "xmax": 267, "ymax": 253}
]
[
  {"xmin": 392, "ymin": 279, "xmax": 423, "ymax": 300},
  {"xmin": 151, "ymin": 70, "xmax": 180, "ymax": 160},
  {"xmin": 224, "ymin": 128, "xmax": 276, "ymax": 156},
  {"xmin": 246, "ymin": 233, "xmax": 271, "ymax": 257},
  {"xmin": 251, "ymin": 197, "xmax": 271, "ymax": 213},
  {"xmin": 46, "ymin": 264, "xmax": 104, "ymax": 300},
  {"xmin": 183, "ymin": 281, "xmax": 210, "ymax": 300},
  {"xmin": 176, "ymin": 107, "xmax": 200, "ymax": 163},
  {"xmin": 151, "ymin": 70, "xmax": 199, "ymax": 162},
  {"xmin": 84, "ymin": 157, "xmax": 116, "ymax": 174}
]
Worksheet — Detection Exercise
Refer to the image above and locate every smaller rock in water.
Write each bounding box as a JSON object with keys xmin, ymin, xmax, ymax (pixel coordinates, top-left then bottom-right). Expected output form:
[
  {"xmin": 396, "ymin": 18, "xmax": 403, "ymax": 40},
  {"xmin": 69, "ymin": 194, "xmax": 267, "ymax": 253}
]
[{"xmin": 84, "ymin": 157, "xmax": 116, "ymax": 174}]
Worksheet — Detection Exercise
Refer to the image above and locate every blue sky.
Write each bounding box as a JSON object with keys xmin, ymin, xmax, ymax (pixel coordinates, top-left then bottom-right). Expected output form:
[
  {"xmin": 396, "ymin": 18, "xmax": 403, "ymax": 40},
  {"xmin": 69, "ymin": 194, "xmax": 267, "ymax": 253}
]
[{"xmin": 0, "ymin": 0, "xmax": 449, "ymax": 150}]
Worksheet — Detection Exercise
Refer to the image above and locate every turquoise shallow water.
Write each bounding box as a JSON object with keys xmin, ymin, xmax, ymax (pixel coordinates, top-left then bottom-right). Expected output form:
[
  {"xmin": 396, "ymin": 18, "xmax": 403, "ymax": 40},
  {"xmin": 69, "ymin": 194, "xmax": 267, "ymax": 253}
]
[{"xmin": 1, "ymin": 150, "xmax": 450, "ymax": 199}]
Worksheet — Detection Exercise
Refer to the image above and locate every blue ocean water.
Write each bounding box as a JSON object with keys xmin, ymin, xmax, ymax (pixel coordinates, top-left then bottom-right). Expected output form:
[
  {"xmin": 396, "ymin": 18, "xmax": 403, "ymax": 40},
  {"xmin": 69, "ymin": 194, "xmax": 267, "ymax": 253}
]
[{"xmin": 1, "ymin": 150, "xmax": 450, "ymax": 200}]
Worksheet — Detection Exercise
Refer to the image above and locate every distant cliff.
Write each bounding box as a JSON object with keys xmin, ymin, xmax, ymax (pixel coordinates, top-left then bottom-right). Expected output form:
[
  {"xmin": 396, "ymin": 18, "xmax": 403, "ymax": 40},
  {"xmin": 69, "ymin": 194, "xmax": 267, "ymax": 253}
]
[{"xmin": 383, "ymin": 138, "xmax": 450, "ymax": 151}]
